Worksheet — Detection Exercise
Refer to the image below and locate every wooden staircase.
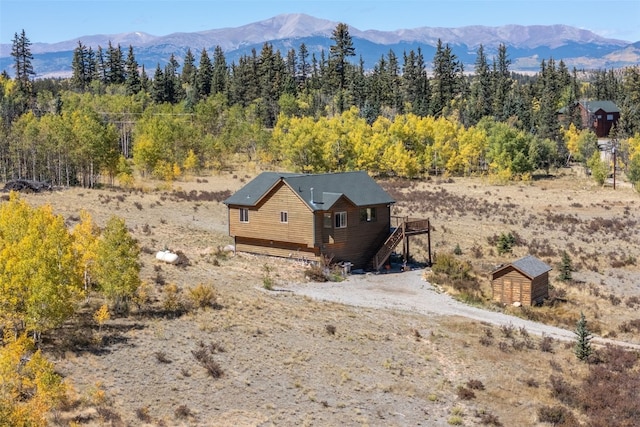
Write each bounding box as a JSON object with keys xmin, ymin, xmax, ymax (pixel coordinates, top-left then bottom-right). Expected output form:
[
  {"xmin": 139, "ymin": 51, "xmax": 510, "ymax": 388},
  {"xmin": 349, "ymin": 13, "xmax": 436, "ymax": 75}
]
[
  {"xmin": 372, "ymin": 225, "xmax": 405, "ymax": 271},
  {"xmin": 371, "ymin": 217, "xmax": 431, "ymax": 271}
]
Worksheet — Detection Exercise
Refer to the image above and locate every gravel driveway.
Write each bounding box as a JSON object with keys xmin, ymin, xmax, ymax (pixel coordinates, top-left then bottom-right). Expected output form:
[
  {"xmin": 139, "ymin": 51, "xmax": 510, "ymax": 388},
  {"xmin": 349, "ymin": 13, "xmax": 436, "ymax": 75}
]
[{"xmin": 291, "ymin": 268, "xmax": 640, "ymax": 349}]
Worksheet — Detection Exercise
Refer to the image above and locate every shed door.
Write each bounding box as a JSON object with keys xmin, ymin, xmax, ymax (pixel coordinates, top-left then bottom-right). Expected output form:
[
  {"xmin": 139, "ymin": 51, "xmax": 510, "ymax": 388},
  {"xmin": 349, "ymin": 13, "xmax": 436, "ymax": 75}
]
[{"xmin": 503, "ymin": 279, "xmax": 512, "ymax": 304}]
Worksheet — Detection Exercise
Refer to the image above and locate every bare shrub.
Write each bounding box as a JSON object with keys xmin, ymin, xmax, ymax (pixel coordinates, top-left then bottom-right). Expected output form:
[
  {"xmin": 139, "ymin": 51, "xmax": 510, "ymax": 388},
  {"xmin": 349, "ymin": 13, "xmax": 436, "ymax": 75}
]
[
  {"xmin": 524, "ymin": 377, "xmax": 539, "ymax": 388},
  {"xmin": 187, "ymin": 283, "xmax": 219, "ymax": 309},
  {"xmin": 154, "ymin": 351, "xmax": 172, "ymax": 364},
  {"xmin": 540, "ymin": 334, "xmax": 554, "ymax": 353},
  {"xmin": 474, "ymin": 409, "xmax": 502, "ymax": 426},
  {"xmin": 625, "ymin": 296, "xmax": 640, "ymax": 308},
  {"xmin": 470, "ymin": 244, "xmax": 484, "ymax": 258},
  {"xmin": 96, "ymin": 407, "xmax": 123, "ymax": 424},
  {"xmin": 499, "ymin": 323, "xmax": 514, "ymax": 338},
  {"xmin": 549, "ymin": 375, "xmax": 579, "ymax": 407},
  {"xmin": 456, "ymin": 385, "xmax": 476, "ymax": 400},
  {"xmin": 479, "ymin": 335, "xmax": 493, "ymax": 346},
  {"xmin": 135, "ymin": 406, "xmax": 152, "ymax": 422},
  {"xmin": 162, "ymin": 283, "xmax": 185, "ymax": 316},
  {"xmin": 537, "ymin": 405, "xmax": 578, "ymax": 425},
  {"xmin": 325, "ymin": 324, "xmax": 336, "ymax": 335},
  {"xmin": 174, "ymin": 404, "xmax": 193, "ymax": 419},
  {"xmin": 192, "ymin": 345, "xmax": 223, "ymax": 379},
  {"xmin": 466, "ymin": 379, "xmax": 485, "ymax": 390}
]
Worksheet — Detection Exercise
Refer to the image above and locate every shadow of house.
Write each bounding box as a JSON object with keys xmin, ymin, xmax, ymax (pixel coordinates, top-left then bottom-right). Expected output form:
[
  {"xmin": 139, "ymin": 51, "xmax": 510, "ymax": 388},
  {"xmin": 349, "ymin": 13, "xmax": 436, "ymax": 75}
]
[{"xmin": 491, "ymin": 255, "xmax": 552, "ymax": 306}]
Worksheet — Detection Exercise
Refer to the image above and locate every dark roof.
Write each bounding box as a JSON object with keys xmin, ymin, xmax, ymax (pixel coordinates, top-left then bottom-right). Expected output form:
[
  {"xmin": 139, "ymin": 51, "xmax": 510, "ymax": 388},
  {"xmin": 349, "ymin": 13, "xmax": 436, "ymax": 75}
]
[
  {"xmin": 223, "ymin": 171, "xmax": 395, "ymax": 211},
  {"xmin": 511, "ymin": 255, "xmax": 552, "ymax": 278},
  {"xmin": 581, "ymin": 100, "xmax": 619, "ymax": 113},
  {"xmin": 557, "ymin": 100, "xmax": 620, "ymax": 114}
]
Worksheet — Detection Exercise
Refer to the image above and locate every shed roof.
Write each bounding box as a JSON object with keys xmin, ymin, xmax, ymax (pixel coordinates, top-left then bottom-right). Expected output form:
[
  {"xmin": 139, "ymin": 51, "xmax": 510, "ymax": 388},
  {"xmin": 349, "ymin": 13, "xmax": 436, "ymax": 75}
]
[
  {"xmin": 223, "ymin": 171, "xmax": 395, "ymax": 211},
  {"xmin": 492, "ymin": 255, "xmax": 552, "ymax": 279}
]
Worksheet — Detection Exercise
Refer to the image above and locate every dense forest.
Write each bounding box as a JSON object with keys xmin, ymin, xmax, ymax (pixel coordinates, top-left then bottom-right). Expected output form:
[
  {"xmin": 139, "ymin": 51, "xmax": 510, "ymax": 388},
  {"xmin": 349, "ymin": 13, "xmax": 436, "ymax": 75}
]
[{"xmin": 2, "ymin": 25, "xmax": 640, "ymax": 187}]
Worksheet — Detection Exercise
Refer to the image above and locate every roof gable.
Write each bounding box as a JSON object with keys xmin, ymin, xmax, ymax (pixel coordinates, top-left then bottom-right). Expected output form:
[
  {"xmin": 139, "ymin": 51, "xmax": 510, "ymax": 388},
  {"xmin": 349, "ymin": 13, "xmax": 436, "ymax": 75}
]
[
  {"xmin": 581, "ymin": 100, "xmax": 619, "ymax": 113},
  {"xmin": 492, "ymin": 255, "xmax": 552, "ymax": 279},
  {"xmin": 224, "ymin": 171, "xmax": 394, "ymax": 210}
]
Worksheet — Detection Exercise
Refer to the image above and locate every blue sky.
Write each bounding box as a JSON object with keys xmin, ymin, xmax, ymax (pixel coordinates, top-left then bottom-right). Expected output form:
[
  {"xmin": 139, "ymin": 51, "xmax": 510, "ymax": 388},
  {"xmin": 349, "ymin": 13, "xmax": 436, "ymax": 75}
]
[{"xmin": 2, "ymin": 0, "xmax": 639, "ymax": 44}]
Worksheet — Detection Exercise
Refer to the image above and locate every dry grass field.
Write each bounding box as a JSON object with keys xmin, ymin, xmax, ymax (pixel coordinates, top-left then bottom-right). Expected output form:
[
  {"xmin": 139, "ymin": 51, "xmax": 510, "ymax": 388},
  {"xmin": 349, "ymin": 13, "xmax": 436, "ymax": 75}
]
[{"xmin": 17, "ymin": 166, "xmax": 640, "ymax": 426}]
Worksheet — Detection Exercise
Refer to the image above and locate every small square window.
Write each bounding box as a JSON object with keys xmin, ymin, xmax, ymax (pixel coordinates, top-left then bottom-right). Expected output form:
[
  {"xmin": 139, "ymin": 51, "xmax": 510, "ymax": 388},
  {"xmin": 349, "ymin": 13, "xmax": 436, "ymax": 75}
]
[
  {"xmin": 280, "ymin": 211, "xmax": 288, "ymax": 223},
  {"xmin": 324, "ymin": 213, "xmax": 332, "ymax": 228},
  {"xmin": 239, "ymin": 208, "xmax": 249, "ymax": 223},
  {"xmin": 335, "ymin": 212, "xmax": 347, "ymax": 228},
  {"xmin": 360, "ymin": 207, "xmax": 377, "ymax": 222},
  {"xmin": 607, "ymin": 114, "xmax": 614, "ymax": 121}
]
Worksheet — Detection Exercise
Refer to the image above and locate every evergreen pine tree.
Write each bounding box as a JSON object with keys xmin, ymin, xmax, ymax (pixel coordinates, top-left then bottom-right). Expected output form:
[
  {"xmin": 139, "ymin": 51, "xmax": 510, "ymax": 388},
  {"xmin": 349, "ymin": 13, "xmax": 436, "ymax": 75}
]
[
  {"xmin": 574, "ymin": 312, "xmax": 593, "ymax": 361},
  {"xmin": 151, "ymin": 64, "xmax": 165, "ymax": 103},
  {"xmin": 10, "ymin": 29, "xmax": 35, "ymax": 98},
  {"xmin": 196, "ymin": 48, "xmax": 213, "ymax": 98},
  {"xmin": 125, "ymin": 45, "xmax": 141, "ymax": 95},
  {"xmin": 211, "ymin": 45, "xmax": 228, "ymax": 97},
  {"xmin": 492, "ymin": 44, "xmax": 511, "ymax": 121},
  {"xmin": 71, "ymin": 41, "xmax": 90, "ymax": 92},
  {"xmin": 559, "ymin": 250, "xmax": 573, "ymax": 281},
  {"xmin": 181, "ymin": 48, "xmax": 197, "ymax": 88},
  {"xmin": 467, "ymin": 44, "xmax": 492, "ymax": 124},
  {"xmin": 297, "ymin": 43, "xmax": 310, "ymax": 87}
]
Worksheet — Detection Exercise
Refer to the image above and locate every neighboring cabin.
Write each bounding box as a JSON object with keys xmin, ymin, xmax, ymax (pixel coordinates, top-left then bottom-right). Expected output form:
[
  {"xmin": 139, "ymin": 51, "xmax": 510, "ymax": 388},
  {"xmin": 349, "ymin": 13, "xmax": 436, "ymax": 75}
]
[
  {"xmin": 491, "ymin": 255, "xmax": 552, "ymax": 306},
  {"xmin": 558, "ymin": 100, "xmax": 620, "ymax": 138},
  {"xmin": 223, "ymin": 171, "xmax": 395, "ymax": 268}
]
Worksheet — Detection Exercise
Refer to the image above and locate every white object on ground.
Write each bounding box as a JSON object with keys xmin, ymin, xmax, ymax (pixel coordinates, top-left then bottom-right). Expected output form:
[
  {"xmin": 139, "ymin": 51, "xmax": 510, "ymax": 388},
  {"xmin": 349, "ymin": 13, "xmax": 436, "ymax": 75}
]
[{"xmin": 156, "ymin": 250, "xmax": 179, "ymax": 264}]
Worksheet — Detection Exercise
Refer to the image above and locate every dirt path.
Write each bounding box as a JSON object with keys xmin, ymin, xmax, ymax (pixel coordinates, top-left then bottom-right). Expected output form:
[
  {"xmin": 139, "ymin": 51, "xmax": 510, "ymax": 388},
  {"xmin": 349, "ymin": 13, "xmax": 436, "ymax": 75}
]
[{"xmin": 290, "ymin": 268, "xmax": 640, "ymax": 349}]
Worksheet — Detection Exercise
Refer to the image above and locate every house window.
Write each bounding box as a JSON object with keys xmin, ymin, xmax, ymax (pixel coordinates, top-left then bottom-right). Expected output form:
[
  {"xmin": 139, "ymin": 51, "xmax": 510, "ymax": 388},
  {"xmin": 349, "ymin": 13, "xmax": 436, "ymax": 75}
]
[
  {"xmin": 239, "ymin": 208, "xmax": 249, "ymax": 223},
  {"xmin": 280, "ymin": 211, "xmax": 288, "ymax": 223},
  {"xmin": 607, "ymin": 114, "xmax": 614, "ymax": 121},
  {"xmin": 360, "ymin": 207, "xmax": 377, "ymax": 222},
  {"xmin": 335, "ymin": 211, "xmax": 347, "ymax": 228},
  {"xmin": 324, "ymin": 213, "xmax": 332, "ymax": 228}
]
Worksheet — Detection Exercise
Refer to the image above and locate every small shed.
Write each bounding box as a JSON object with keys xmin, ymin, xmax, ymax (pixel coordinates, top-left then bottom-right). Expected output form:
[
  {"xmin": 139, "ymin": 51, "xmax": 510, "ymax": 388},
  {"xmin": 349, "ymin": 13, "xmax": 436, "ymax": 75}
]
[{"xmin": 491, "ymin": 255, "xmax": 552, "ymax": 306}]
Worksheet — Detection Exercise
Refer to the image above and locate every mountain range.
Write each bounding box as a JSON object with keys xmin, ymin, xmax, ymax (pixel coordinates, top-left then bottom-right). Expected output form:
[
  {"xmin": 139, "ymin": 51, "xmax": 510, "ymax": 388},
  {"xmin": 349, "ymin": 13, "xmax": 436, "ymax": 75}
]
[{"xmin": 1, "ymin": 13, "xmax": 638, "ymax": 78}]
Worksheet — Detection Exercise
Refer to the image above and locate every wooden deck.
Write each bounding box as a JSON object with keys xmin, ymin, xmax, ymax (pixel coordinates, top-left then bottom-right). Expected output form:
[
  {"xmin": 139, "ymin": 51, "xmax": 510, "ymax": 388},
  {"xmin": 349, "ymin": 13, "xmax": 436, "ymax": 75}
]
[{"xmin": 371, "ymin": 216, "xmax": 431, "ymax": 271}]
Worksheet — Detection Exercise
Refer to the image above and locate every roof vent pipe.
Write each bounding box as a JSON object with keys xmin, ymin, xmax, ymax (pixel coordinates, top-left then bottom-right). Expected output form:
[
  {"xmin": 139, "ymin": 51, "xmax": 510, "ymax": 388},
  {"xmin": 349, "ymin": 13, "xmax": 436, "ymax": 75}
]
[{"xmin": 310, "ymin": 187, "xmax": 314, "ymax": 204}]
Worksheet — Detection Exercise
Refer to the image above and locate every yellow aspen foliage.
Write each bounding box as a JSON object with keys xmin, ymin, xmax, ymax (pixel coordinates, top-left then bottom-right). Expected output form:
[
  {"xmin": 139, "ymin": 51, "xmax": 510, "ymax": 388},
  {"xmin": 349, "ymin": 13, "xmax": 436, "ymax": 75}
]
[
  {"xmin": 0, "ymin": 193, "xmax": 82, "ymax": 340},
  {"xmin": 563, "ymin": 123, "xmax": 581, "ymax": 159},
  {"xmin": 0, "ymin": 335, "xmax": 67, "ymax": 427},
  {"xmin": 382, "ymin": 141, "xmax": 419, "ymax": 178},
  {"xmin": 116, "ymin": 155, "xmax": 134, "ymax": 188},
  {"xmin": 72, "ymin": 209, "xmax": 100, "ymax": 294},
  {"xmin": 94, "ymin": 216, "xmax": 141, "ymax": 314},
  {"xmin": 93, "ymin": 304, "xmax": 110, "ymax": 332},
  {"xmin": 183, "ymin": 149, "xmax": 199, "ymax": 174}
]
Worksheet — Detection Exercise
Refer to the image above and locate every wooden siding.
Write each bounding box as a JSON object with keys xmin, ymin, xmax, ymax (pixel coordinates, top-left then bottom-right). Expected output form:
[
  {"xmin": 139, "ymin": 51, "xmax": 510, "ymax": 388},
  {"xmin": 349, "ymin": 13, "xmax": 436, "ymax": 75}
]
[
  {"xmin": 491, "ymin": 267, "xmax": 549, "ymax": 306},
  {"xmin": 228, "ymin": 181, "xmax": 393, "ymax": 269},
  {"xmin": 235, "ymin": 237, "xmax": 320, "ymax": 262},
  {"xmin": 228, "ymin": 182, "xmax": 314, "ymax": 248},
  {"xmin": 317, "ymin": 199, "xmax": 391, "ymax": 268}
]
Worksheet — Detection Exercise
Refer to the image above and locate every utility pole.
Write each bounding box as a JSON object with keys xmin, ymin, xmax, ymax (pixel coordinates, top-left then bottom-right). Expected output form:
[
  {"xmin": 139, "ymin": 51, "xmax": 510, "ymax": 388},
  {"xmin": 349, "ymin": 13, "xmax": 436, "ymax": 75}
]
[{"xmin": 612, "ymin": 146, "xmax": 616, "ymax": 190}]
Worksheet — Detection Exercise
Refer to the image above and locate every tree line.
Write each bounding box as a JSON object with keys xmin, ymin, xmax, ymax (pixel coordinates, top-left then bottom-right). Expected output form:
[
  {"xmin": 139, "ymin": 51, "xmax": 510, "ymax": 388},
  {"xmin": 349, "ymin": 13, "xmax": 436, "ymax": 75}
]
[{"xmin": 2, "ymin": 25, "xmax": 640, "ymax": 186}]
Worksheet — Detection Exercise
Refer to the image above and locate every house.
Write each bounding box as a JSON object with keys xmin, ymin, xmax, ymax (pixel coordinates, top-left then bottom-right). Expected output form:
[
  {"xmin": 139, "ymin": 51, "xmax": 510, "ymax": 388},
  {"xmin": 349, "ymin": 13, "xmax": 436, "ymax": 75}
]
[
  {"xmin": 580, "ymin": 101, "xmax": 620, "ymax": 138},
  {"xmin": 559, "ymin": 101, "xmax": 620, "ymax": 138},
  {"xmin": 490, "ymin": 255, "xmax": 552, "ymax": 306},
  {"xmin": 223, "ymin": 171, "xmax": 395, "ymax": 268}
]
